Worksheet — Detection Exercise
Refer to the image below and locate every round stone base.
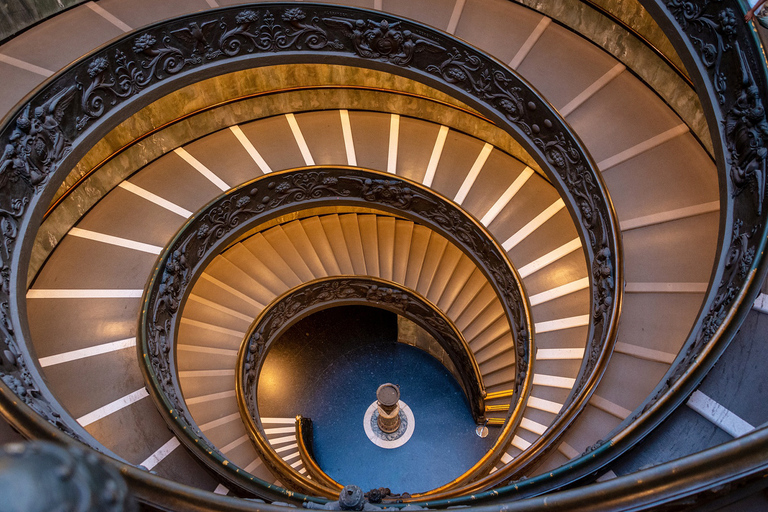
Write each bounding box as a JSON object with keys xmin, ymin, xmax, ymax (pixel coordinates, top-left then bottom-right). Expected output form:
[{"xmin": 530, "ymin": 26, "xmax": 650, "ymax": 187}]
[{"xmin": 363, "ymin": 400, "xmax": 415, "ymax": 449}]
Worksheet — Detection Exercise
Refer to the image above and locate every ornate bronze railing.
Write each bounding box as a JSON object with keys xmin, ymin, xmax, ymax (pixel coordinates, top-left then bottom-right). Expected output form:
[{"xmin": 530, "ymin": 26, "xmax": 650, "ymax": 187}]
[
  {"xmin": 0, "ymin": 3, "xmax": 621, "ymax": 507},
  {"xmin": 140, "ymin": 167, "xmax": 533, "ymax": 497}
]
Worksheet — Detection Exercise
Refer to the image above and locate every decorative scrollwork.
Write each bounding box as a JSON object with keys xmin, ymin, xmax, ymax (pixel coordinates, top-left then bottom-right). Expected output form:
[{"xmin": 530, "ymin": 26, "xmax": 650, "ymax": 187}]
[
  {"xmin": 426, "ymin": 49, "xmax": 532, "ymax": 134},
  {"xmin": 323, "ymin": 16, "xmax": 444, "ymax": 65},
  {"xmin": 724, "ymin": 47, "xmax": 768, "ymax": 213},
  {"xmin": 0, "ymin": 87, "xmax": 75, "ymax": 190},
  {"xmin": 221, "ymin": 9, "xmax": 343, "ymax": 56},
  {"xmin": 666, "ymin": 0, "xmax": 739, "ymax": 104},
  {"xmin": 144, "ymin": 169, "xmax": 525, "ymax": 433}
]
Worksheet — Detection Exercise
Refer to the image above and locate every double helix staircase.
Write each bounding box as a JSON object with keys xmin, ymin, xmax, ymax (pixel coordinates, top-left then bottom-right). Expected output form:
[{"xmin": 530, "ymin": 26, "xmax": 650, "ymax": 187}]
[{"xmin": 2, "ymin": 0, "xmax": 767, "ymax": 510}]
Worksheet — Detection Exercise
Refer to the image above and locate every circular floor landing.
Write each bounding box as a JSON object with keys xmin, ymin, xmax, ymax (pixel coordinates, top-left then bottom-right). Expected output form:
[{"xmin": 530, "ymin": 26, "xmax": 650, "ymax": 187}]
[{"xmin": 258, "ymin": 306, "xmax": 497, "ymax": 493}]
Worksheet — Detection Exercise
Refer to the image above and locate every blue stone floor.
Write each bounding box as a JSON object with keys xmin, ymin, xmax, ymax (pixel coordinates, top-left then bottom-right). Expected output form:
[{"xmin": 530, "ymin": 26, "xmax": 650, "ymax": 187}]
[{"xmin": 258, "ymin": 306, "xmax": 498, "ymax": 494}]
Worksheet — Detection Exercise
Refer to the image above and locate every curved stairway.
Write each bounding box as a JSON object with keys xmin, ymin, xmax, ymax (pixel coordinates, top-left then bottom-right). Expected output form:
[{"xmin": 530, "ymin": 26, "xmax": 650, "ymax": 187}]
[{"xmin": 1, "ymin": 0, "xmax": 742, "ymax": 506}]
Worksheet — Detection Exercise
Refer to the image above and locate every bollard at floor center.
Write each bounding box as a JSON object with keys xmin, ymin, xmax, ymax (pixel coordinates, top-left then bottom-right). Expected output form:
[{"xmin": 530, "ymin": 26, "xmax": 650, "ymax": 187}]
[{"xmin": 376, "ymin": 384, "xmax": 400, "ymax": 433}]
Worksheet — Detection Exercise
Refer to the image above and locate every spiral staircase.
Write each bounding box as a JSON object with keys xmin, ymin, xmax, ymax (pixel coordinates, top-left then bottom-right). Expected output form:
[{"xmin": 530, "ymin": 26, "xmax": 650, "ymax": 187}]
[{"xmin": 1, "ymin": 0, "xmax": 767, "ymax": 510}]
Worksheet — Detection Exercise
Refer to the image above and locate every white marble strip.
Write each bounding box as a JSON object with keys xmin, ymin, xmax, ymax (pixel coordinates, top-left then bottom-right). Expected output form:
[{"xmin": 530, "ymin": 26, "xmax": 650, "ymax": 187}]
[
  {"xmin": 591, "ymin": 394, "xmax": 631, "ymax": 420},
  {"xmin": 118, "ymin": 181, "xmax": 192, "ymax": 218},
  {"xmin": 141, "ymin": 437, "xmax": 180, "ymax": 471},
  {"xmin": 230, "ymin": 126, "xmax": 273, "ymax": 174},
  {"xmin": 339, "ymin": 109, "xmax": 357, "ymax": 166},
  {"xmin": 625, "ymin": 282, "xmax": 708, "ymax": 293},
  {"xmin": 265, "ymin": 426, "xmax": 295, "ymax": 435},
  {"xmin": 517, "ymin": 238, "xmax": 581, "ymax": 278},
  {"xmin": 454, "ymin": 143, "xmax": 493, "ymax": 205},
  {"xmin": 285, "ymin": 113, "xmax": 315, "ymax": 166},
  {"xmin": 511, "ymin": 435, "xmax": 532, "ymax": 451},
  {"xmin": 275, "ymin": 442, "xmax": 299, "ymax": 454},
  {"xmin": 621, "ymin": 201, "xmax": 719, "ymax": 231},
  {"xmin": 536, "ymin": 348, "xmax": 585, "ymax": 360},
  {"xmin": 174, "ymin": 147, "xmax": 230, "ymax": 191},
  {"xmin": 177, "ymin": 344, "xmax": 238, "ymax": 357},
  {"xmin": 387, "ymin": 114, "xmax": 400, "ymax": 174},
  {"xmin": 560, "ymin": 63, "xmax": 625, "ymax": 117},
  {"xmin": 527, "ymin": 396, "xmax": 563, "ymax": 414},
  {"xmin": 500, "ymin": 452, "xmax": 514, "ymax": 464},
  {"xmin": 509, "ymin": 17, "xmax": 551, "ymax": 69},
  {"xmin": 187, "ymin": 294, "xmax": 253, "ymax": 322},
  {"xmin": 687, "ymin": 390, "xmax": 754, "ymax": 437},
  {"xmin": 68, "ymin": 227, "xmax": 162, "ymax": 254},
  {"xmin": 290, "ymin": 458, "xmax": 303, "ymax": 469},
  {"xmin": 186, "ymin": 390, "xmax": 236, "ymax": 405},
  {"xmin": 529, "ymin": 277, "xmax": 589, "ymax": 306},
  {"xmin": 0, "ymin": 53, "xmax": 53, "ymax": 77},
  {"xmin": 533, "ymin": 374, "xmax": 576, "ymax": 389},
  {"xmin": 534, "ymin": 315, "xmax": 589, "ymax": 334},
  {"xmin": 422, "ymin": 125, "xmax": 450, "ymax": 187},
  {"xmin": 446, "ymin": 0, "xmax": 466, "ymax": 34},
  {"xmin": 262, "ymin": 418, "xmax": 296, "ymax": 425},
  {"xmin": 480, "ymin": 167, "xmax": 534, "ymax": 226},
  {"xmin": 178, "ymin": 369, "xmax": 235, "ymax": 379},
  {"xmin": 519, "ymin": 417, "xmax": 547, "ymax": 435},
  {"xmin": 39, "ymin": 337, "xmax": 136, "ymax": 367},
  {"xmin": 502, "ymin": 198, "xmax": 565, "ymax": 251},
  {"xmin": 282, "ymin": 451, "xmax": 301, "ymax": 462},
  {"xmin": 220, "ymin": 435, "xmax": 249, "ymax": 454},
  {"xmin": 753, "ymin": 293, "xmax": 768, "ymax": 314},
  {"xmin": 77, "ymin": 388, "xmax": 148, "ymax": 427},
  {"xmin": 598, "ymin": 124, "xmax": 690, "ymax": 171},
  {"xmin": 179, "ymin": 318, "xmax": 245, "ymax": 338},
  {"xmin": 200, "ymin": 273, "xmax": 265, "ymax": 309},
  {"xmin": 213, "ymin": 484, "xmax": 229, "ymax": 495},
  {"xmin": 245, "ymin": 458, "xmax": 263, "ymax": 472},
  {"xmin": 269, "ymin": 435, "xmax": 296, "ymax": 445},
  {"xmin": 614, "ymin": 342, "xmax": 676, "ymax": 364},
  {"xmin": 199, "ymin": 412, "xmax": 240, "ymax": 432},
  {"xmin": 205, "ymin": 0, "xmax": 219, "ymax": 7},
  {"xmin": 558, "ymin": 442, "xmax": 580, "ymax": 459},
  {"xmin": 26, "ymin": 289, "xmax": 143, "ymax": 299},
  {"xmin": 86, "ymin": 2, "xmax": 132, "ymax": 31},
  {"xmin": 301, "ymin": 468, "xmax": 308, "ymax": 476}
]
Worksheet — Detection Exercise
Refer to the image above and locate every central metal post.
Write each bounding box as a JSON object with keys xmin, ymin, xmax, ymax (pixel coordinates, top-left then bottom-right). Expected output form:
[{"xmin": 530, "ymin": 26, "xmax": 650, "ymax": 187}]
[{"xmin": 376, "ymin": 384, "xmax": 401, "ymax": 433}]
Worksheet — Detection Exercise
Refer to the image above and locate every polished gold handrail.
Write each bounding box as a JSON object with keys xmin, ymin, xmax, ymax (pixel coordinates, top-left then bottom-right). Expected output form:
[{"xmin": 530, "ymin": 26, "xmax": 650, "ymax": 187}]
[{"xmin": 295, "ymin": 416, "xmax": 343, "ymax": 490}]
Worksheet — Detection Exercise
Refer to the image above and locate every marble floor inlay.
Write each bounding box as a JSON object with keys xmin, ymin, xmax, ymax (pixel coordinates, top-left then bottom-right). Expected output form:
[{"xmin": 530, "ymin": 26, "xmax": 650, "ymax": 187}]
[{"xmin": 363, "ymin": 400, "xmax": 415, "ymax": 449}]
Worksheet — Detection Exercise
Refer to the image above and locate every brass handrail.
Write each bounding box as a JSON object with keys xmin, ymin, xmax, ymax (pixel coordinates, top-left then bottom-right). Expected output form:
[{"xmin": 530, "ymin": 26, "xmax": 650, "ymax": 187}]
[{"xmin": 295, "ymin": 416, "xmax": 343, "ymax": 490}]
